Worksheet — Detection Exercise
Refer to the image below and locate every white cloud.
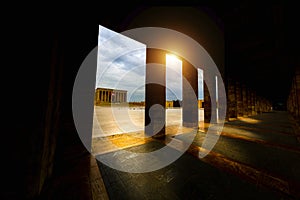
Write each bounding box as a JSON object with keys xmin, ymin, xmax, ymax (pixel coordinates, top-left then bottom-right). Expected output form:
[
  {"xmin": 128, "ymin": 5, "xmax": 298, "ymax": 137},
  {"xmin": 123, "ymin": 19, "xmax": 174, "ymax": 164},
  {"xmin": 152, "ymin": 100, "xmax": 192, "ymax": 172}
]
[
  {"xmin": 96, "ymin": 25, "xmax": 203, "ymax": 102},
  {"xmin": 96, "ymin": 25, "xmax": 146, "ymax": 102}
]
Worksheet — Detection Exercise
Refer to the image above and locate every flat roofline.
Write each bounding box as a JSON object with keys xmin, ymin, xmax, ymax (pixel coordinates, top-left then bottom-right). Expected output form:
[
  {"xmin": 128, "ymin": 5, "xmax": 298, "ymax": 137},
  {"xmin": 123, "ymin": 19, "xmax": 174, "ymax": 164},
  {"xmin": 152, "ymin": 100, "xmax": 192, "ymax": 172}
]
[{"xmin": 96, "ymin": 87, "xmax": 127, "ymax": 92}]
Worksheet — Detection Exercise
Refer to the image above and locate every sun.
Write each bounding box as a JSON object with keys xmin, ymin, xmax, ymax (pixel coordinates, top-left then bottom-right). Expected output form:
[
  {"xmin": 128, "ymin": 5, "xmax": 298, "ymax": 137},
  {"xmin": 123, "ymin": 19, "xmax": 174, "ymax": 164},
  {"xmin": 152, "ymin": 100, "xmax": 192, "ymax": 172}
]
[
  {"xmin": 166, "ymin": 54, "xmax": 181, "ymax": 65},
  {"xmin": 166, "ymin": 54, "xmax": 181, "ymax": 64}
]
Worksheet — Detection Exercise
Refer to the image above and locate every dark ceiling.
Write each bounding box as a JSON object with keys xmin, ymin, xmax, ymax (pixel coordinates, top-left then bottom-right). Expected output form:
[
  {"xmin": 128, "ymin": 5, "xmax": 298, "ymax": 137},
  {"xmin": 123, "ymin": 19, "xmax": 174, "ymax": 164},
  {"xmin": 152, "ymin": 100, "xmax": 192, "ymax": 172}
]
[
  {"xmin": 13, "ymin": 3, "xmax": 299, "ymax": 107},
  {"xmin": 87, "ymin": 3, "xmax": 299, "ymax": 104},
  {"xmin": 221, "ymin": 4, "xmax": 299, "ymax": 104}
]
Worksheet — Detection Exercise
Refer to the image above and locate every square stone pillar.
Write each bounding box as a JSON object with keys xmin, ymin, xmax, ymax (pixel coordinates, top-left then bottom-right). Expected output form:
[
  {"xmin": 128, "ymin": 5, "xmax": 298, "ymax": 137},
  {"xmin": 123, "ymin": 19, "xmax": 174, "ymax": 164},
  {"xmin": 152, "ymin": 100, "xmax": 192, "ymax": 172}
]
[
  {"xmin": 251, "ymin": 90, "xmax": 256, "ymax": 115},
  {"xmin": 227, "ymin": 78, "xmax": 237, "ymax": 119},
  {"xmin": 296, "ymin": 72, "xmax": 300, "ymax": 117},
  {"xmin": 242, "ymin": 84, "xmax": 248, "ymax": 117},
  {"xmin": 236, "ymin": 82, "xmax": 243, "ymax": 117},
  {"xmin": 217, "ymin": 74, "xmax": 226, "ymax": 123},
  {"xmin": 95, "ymin": 89, "xmax": 100, "ymax": 105},
  {"xmin": 145, "ymin": 48, "xmax": 166, "ymax": 139},
  {"xmin": 204, "ymin": 72, "xmax": 217, "ymax": 123},
  {"xmin": 247, "ymin": 88, "xmax": 252, "ymax": 116},
  {"xmin": 182, "ymin": 60, "xmax": 198, "ymax": 127},
  {"xmin": 252, "ymin": 91, "xmax": 257, "ymax": 115},
  {"xmin": 257, "ymin": 96, "xmax": 262, "ymax": 114}
]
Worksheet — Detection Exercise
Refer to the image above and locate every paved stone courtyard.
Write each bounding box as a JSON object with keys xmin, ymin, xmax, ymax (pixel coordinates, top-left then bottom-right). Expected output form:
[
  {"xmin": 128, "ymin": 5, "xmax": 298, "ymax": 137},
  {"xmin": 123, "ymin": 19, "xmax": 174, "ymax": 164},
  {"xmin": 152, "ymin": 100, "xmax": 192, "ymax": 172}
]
[{"xmin": 91, "ymin": 107, "xmax": 300, "ymax": 199}]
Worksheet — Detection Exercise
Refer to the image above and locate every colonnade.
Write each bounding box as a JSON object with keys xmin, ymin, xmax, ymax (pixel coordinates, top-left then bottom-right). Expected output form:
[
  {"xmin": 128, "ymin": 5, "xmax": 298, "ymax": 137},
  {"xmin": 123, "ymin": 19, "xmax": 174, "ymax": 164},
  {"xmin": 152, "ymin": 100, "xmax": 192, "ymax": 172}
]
[{"xmin": 95, "ymin": 88, "xmax": 127, "ymax": 105}]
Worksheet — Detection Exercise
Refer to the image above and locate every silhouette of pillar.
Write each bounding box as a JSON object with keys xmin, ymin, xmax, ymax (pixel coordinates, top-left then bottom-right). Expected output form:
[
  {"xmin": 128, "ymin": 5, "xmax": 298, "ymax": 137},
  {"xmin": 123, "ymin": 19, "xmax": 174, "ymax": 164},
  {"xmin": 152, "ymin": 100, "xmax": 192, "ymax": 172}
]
[
  {"xmin": 145, "ymin": 48, "xmax": 166, "ymax": 138},
  {"xmin": 261, "ymin": 97, "xmax": 264, "ymax": 112},
  {"xmin": 296, "ymin": 71, "xmax": 300, "ymax": 117},
  {"xmin": 242, "ymin": 84, "xmax": 248, "ymax": 116},
  {"xmin": 293, "ymin": 78, "xmax": 298, "ymax": 116},
  {"xmin": 252, "ymin": 91, "xmax": 257, "ymax": 115},
  {"xmin": 182, "ymin": 60, "xmax": 198, "ymax": 127},
  {"xmin": 290, "ymin": 78, "xmax": 296, "ymax": 116},
  {"xmin": 204, "ymin": 72, "xmax": 217, "ymax": 123},
  {"xmin": 217, "ymin": 74, "xmax": 226, "ymax": 123},
  {"xmin": 247, "ymin": 88, "xmax": 252, "ymax": 116},
  {"xmin": 264, "ymin": 98, "xmax": 268, "ymax": 112},
  {"xmin": 262, "ymin": 98, "xmax": 266, "ymax": 112},
  {"xmin": 236, "ymin": 81, "xmax": 243, "ymax": 117},
  {"xmin": 227, "ymin": 78, "xmax": 237, "ymax": 119},
  {"xmin": 254, "ymin": 92, "xmax": 259, "ymax": 114},
  {"xmin": 257, "ymin": 96, "xmax": 262, "ymax": 114}
]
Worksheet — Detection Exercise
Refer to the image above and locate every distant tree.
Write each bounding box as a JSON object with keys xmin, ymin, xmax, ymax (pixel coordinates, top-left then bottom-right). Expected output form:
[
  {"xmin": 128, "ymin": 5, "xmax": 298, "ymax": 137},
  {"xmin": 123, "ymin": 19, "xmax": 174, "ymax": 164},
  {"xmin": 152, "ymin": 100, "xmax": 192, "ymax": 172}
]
[{"xmin": 173, "ymin": 100, "xmax": 181, "ymax": 107}]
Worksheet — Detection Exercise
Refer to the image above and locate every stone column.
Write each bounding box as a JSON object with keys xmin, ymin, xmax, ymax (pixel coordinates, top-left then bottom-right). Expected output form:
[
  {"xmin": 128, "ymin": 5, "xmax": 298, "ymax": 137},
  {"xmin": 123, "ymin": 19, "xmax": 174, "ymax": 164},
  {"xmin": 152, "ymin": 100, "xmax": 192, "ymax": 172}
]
[
  {"xmin": 99, "ymin": 90, "xmax": 101, "ymax": 103},
  {"xmin": 204, "ymin": 72, "xmax": 217, "ymax": 123},
  {"xmin": 292, "ymin": 79, "xmax": 296, "ymax": 115},
  {"xmin": 182, "ymin": 59, "xmax": 198, "ymax": 127},
  {"xmin": 247, "ymin": 88, "xmax": 252, "ymax": 116},
  {"xmin": 242, "ymin": 84, "xmax": 248, "ymax": 117},
  {"xmin": 236, "ymin": 82, "xmax": 243, "ymax": 117},
  {"xmin": 145, "ymin": 48, "xmax": 166, "ymax": 138},
  {"xmin": 262, "ymin": 98, "xmax": 266, "ymax": 112},
  {"xmin": 294, "ymin": 80, "xmax": 297, "ymax": 116},
  {"xmin": 227, "ymin": 78, "xmax": 237, "ymax": 120},
  {"xmin": 252, "ymin": 91, "xmax": 257, "ymax": 115},
  {"xmin": 296, "ymin": 70, "xmax": 300, "ymax": 117},
  {"xmin": 258, "ymin": 96, "xmax": 262, "ymax": 114},
  {"xmin": 217, "ymin": 74, "xmax": 226, "ymax": 123},
  {"xmin": 254, "ymin": 92, "xmax": 258, "ymax": 114},
  {"xmin": 95, "ymin": 89, "xmax": 99, "ymax": 105},
  {"xmin": 292, "ymin": 79, "xmax": 297, "ymax": 116}
]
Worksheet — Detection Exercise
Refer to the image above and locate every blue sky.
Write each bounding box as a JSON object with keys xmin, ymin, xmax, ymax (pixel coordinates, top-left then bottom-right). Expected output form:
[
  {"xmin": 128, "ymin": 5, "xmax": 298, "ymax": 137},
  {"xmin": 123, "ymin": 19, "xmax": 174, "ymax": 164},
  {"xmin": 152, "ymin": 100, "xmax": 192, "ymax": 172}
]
[
  {"xmin": 96, "ymin": 25, "xmax": 203, "ymax": 102},
  {"xmin": 96, "ymin": 26, "xmax": 146, "ymax": 102}
]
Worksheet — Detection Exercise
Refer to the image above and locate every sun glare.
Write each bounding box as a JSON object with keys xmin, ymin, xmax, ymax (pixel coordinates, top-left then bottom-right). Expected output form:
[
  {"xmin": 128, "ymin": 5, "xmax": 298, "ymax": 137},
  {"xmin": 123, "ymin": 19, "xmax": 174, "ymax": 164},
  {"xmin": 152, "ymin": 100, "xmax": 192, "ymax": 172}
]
[{"xmin": 166, "ymin": 54, "xmax": 181, "ymax": 65}]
